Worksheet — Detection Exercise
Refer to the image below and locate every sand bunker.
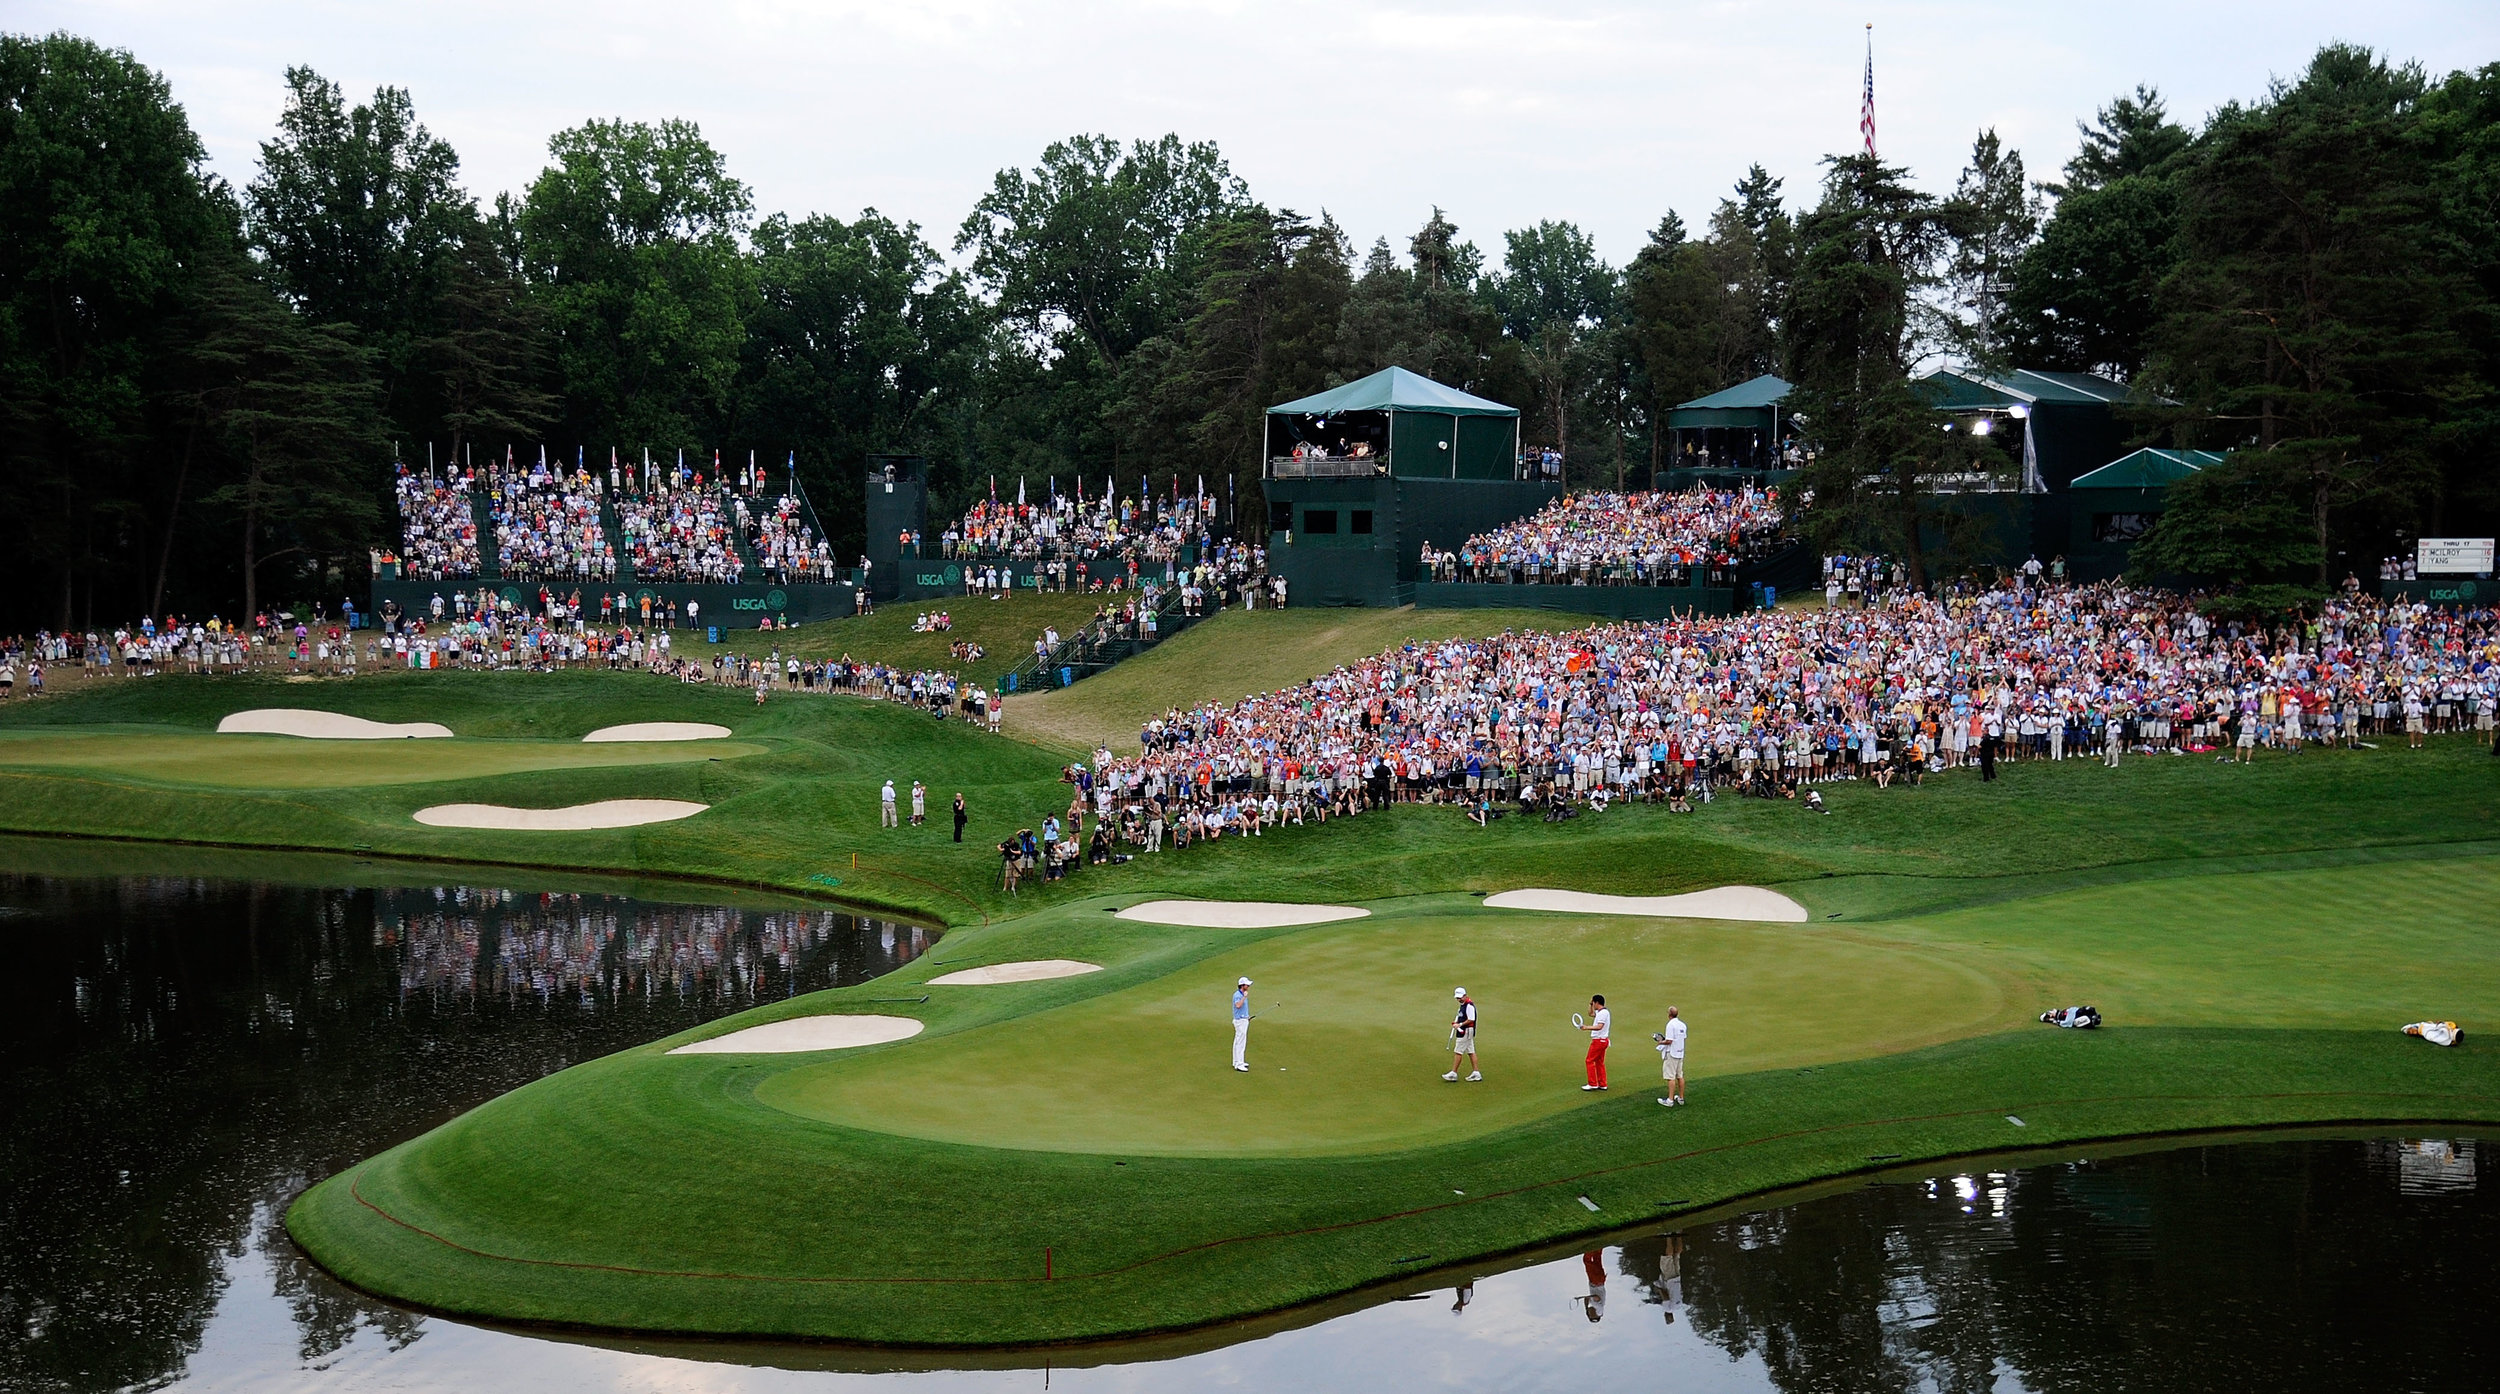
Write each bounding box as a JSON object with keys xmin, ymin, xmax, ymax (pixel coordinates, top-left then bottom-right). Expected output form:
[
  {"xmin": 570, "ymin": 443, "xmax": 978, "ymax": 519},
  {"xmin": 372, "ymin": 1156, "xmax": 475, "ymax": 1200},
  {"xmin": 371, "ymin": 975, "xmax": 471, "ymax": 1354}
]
[
  {"xmin": 1482, "ymin": 886, "xmax": 1809, "ymax": 923},
  {"xmin": 218, "ymin": 709, "xmax": 452, "ymax": 740},
  {"xmin": 928, "ymin": 959, "xmax": 1102, "ymax": 986},
  {"xmin": 1113, "ymin": 900, "xmax": 1370, "ymax": 929},
  {"xmin": 667, "ymin": 1014, "xmax": 924, "ymax": 1054},
  {"xmin": 581, "ymin": 722, "xmax": 732, "ymax": 743},
  {"xmin": 412, "ymin": 799, "xmax": 709, "ymax": 830}
]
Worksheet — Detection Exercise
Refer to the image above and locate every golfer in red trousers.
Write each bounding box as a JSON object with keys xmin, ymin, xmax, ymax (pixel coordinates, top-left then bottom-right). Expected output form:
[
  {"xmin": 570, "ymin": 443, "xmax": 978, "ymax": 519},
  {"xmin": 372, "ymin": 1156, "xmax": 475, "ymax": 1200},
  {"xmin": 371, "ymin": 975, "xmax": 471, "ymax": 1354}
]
[{"xmin": 1582, "ymin": 994, "xmax": 1610, "ymax": 1090}]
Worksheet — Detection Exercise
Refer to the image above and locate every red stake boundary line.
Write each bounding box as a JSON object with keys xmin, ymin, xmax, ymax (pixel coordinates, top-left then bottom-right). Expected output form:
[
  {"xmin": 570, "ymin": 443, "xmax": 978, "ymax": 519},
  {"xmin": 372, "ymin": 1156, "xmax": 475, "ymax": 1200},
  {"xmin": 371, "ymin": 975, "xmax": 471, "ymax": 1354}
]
[{"xmin": 342, "ymin": 1087, "xmax": 2482, "ymax": 1290}]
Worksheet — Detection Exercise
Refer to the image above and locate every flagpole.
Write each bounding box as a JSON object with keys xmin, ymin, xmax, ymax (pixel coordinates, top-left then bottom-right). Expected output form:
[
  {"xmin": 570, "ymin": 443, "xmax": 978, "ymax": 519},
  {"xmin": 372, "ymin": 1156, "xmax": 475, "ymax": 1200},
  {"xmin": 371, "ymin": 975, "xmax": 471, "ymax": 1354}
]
[{"xmin": 1860, "ymin": 22, "xmax": 1877, "ymax": 159}]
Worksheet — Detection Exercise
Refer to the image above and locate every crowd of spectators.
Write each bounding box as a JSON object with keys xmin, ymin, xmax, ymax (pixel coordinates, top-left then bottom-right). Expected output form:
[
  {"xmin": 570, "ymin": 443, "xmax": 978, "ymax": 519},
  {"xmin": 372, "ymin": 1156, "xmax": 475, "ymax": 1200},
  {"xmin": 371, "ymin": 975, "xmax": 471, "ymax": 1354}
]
[
  {"xmin": 1436, "ymin": 486, "xmax": 1786, "ymax": 586},
  {"xmin": 619, "ymin": 486, "xmax": 745, "ymax": 584},
  {"xmin": 393, "ymin": 468, "xmax": 481, "ymax": 579},
  {"xmin": 0, "ymin": 609, "xmax": 372, "ymax": 695},
  {"xmin": 740, "ymin": 492, "xmax": 837, "ymax": 583},
  {"xmin": 941, "ymin": 493, "xmax": 1217, "ymax": 568},
  {"xmin": 1016, "ymin": 582, "xmax": 2497, "ymax": 860},
  {"xmin": 488, "ymin": 458, "xmax": 616, "ymax": 582},
  {"xmin": 1821, "ymin": 553, "xmax": 1905, "ymax": 608}
]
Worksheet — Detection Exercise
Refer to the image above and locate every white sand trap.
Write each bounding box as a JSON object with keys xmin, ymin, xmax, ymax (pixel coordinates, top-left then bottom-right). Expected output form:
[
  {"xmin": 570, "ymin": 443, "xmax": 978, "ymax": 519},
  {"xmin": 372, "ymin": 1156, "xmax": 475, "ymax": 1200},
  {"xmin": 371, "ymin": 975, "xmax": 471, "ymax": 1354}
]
[
  {"xmin": 581, "ymin": 722, "xmax": 732, "ymax": 743},
  {"xmin": 218, "ymin": 709, "xmax": 452, "ymax": 740},
  {"xmin": 412, "ymin": 799, "xmax": 709, "ymax": 830},
  {"xmin": 1114, "ymin": 900, "xmax": 1370, "ymax": 928},
  {"xmin": 667, "ymin": 1014, "xmax": 924, "ymax": 1054},
  {"xmin": 928, "ymin": 959, "xmax": 1102, "ymax": 986},
  {"xmin": 1481, "ymin": 886, "xmax": 1809, "ymax": 923}
]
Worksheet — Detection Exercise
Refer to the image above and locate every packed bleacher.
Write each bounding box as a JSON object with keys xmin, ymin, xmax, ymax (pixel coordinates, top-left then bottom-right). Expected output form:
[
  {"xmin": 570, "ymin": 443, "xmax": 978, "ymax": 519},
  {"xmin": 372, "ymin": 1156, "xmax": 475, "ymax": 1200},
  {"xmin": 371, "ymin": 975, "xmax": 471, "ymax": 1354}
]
[
  {"xmin": 393, "ymin": 467, "xmax": 481, "ymax": 579},
  {"xmin": 1435, "ymin": 486, "xmax": 1784, "ymax": 586},
  {"xmin": 739, "ymin": 492, "xmax": 836, "ymax": 583},
  {"xmin": 488, "ymin": 457, "xmax": 615, "ymax": 582},
  {"xmin": 941, "ymin": 492, "xmax": 1217, "ymax": 567},
  {"xmin": 618, "ymin": 486, "xmax": 744, "ymax": 584}
]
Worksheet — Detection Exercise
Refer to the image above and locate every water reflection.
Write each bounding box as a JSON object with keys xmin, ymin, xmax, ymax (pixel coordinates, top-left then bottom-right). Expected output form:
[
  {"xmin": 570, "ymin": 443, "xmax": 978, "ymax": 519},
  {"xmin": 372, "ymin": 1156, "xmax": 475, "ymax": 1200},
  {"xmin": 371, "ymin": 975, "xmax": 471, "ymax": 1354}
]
[
  {"xmin": 377, "ymin": 884, "xmax": 927, "ymax": 1008},
  {"xmin": 0, "ymin": 869, "xmax": 931, "ymax": 1394},
  {"xmin": 156, "ymin": 1136, "xmax": 2492, "ymax": 1394}
]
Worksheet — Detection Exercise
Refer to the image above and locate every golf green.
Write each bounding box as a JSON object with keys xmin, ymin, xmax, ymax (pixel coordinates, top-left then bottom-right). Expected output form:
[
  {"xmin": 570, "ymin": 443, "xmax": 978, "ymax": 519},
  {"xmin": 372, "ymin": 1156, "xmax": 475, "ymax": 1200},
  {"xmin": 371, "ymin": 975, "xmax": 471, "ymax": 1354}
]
[{"xmin": 760, "ymin": 898, "xmax": 2011, "ymax": 1154}]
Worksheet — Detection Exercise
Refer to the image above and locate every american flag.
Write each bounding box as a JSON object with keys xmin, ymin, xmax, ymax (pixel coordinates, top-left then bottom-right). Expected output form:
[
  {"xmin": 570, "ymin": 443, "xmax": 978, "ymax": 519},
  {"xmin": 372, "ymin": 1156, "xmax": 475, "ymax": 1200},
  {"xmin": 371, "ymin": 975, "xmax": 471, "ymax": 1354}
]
[{"xmin": 1859, "ymin": 26, "xmax": 1877, "ymax": 157}]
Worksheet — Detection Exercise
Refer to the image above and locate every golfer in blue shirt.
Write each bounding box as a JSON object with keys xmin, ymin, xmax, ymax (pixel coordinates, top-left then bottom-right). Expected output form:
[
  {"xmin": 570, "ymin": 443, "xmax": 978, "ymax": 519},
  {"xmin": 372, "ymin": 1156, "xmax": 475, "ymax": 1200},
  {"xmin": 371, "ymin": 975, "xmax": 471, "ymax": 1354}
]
[{"xmin": 1231, "ymin": 976, "xmax": 1252, "ymax": 1071}]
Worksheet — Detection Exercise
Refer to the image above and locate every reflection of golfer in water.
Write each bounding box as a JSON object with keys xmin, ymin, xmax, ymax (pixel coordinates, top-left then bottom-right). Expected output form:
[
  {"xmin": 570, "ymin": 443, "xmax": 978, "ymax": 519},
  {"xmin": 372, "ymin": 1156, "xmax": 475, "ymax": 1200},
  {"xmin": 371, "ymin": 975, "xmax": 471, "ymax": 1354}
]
[
  {"xmin": 1580, "ymin": 1250, "xmax": 1607, "ymax": 1322},
  {"xmin": 1659, "ymin": 1233, "xmax": 1684, "ymax": 1327},
  {"xmin": 1231, "ymin": 976, "xmax": 1252, "ymax": 1071}
]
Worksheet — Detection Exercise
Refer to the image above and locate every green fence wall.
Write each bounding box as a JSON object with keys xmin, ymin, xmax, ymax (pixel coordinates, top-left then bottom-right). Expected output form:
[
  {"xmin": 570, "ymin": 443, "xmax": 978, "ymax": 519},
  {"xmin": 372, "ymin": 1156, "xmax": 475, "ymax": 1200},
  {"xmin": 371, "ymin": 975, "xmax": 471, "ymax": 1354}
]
[
  {"xmin": 2384, "ymin": 577, "xmax": 2492, "ymax": 606},
  {"xmin": 370, "ymin": 576, "xmax": 859, "ymax": 629},
  {"xmin": 1264, "ymin": 474, "xmax": 1562, "ymax": 607}
]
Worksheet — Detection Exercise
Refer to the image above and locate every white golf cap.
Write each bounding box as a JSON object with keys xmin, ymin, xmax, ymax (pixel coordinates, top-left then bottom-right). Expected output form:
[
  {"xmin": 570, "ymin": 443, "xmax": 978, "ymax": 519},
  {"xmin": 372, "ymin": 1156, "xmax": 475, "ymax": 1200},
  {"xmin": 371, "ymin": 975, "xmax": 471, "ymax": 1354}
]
[
  {"xmin": 1454, "ymin": 987, "xmax": 1468, "ymax": 998},
  {"xmin": 1237, "ymin": 976, "xmax": 1252, "ymax": 986}
]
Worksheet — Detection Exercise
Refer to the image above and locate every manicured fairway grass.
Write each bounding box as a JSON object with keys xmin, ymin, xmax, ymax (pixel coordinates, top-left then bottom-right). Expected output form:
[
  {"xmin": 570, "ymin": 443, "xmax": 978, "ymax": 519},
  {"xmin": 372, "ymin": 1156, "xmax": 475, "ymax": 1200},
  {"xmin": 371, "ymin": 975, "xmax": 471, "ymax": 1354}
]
[
  {"xmin": 1, "ymin": 669, "xmax": 2495, "ymax": 927},
  {"xmin": 766, "ymin": 895, "xmax": 2010, "ymax": 1155},
  {"xmin": 284, "ymin": 852, "xmax": 2500, "ymax": 1346},
  {"xmin": 0, "ymin": 728, "xmax": 765, "ymax": 789}
]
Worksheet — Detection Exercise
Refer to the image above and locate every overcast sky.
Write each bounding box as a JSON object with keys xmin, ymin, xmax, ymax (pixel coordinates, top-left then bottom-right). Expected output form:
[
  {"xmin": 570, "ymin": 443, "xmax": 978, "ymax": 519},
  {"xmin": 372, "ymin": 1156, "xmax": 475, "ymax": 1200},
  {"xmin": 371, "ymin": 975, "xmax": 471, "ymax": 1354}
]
[{"xmin": 21, "ymin": 1, "xmax": 2500, "ymax": 269}]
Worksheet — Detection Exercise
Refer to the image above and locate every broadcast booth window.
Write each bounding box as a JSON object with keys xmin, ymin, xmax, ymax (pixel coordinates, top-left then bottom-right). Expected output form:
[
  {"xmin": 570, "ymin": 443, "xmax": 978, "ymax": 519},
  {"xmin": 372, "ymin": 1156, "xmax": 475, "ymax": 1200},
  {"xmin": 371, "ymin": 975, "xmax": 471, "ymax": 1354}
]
[
  {"xmin": 1350, "ymin": 510, "xmax": 1373, "ymax": 535},
  {"xmin": 2094, "ymin": 512, "xmax": 2158, "ymax": 543},
  {"xmin": 1302, "ymin": 508, "xmax": 1338, "ymax": 534}
]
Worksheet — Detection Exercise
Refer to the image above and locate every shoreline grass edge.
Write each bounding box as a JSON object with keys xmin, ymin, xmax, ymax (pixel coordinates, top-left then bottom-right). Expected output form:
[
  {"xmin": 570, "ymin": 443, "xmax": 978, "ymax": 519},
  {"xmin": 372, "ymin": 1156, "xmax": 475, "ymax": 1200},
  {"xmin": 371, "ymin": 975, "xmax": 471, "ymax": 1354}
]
[{"xmin": 282, "ymin": 1027, "xmax": 2500, "ymax": 1348}]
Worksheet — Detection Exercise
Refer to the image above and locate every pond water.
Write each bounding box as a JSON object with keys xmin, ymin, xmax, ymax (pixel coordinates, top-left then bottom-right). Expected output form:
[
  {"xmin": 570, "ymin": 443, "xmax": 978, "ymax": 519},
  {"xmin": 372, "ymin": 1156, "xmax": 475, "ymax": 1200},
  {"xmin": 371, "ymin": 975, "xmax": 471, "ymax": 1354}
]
[{"xmin": 2, "ymin": 856, "xmax": 2491, "ymax": 1393}]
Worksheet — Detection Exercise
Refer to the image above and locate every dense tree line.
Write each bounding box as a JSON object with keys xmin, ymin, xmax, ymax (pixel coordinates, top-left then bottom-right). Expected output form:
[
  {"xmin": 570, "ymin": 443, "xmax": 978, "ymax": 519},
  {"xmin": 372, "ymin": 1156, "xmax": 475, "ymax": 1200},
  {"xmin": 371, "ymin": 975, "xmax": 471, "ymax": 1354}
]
[{"xmin": 2, "ymin": 31, "xmax": 2494, "ymax": 628}]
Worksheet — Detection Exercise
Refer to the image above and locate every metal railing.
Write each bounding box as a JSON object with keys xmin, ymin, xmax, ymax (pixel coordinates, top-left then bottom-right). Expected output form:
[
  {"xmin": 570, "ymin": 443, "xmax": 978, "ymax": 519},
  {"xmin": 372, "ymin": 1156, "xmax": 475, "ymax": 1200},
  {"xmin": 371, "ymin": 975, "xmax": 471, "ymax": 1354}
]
[
  {"xmin": 1268, "ymin": 455, "xmax": 1389, "ymax": 479},
  {"xmin": 999, "ymin": 578, "xmax": 1220, "ymax": 693}
]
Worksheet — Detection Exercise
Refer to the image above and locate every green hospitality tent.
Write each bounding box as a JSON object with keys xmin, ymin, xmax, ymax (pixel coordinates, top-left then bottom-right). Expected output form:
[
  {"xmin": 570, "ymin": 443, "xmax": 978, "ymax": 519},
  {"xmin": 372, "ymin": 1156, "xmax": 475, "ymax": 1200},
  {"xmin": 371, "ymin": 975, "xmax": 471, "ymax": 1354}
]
[{"xmin": 1264, "ymin": 367, "xmax": 1521, "ymax": 480}]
